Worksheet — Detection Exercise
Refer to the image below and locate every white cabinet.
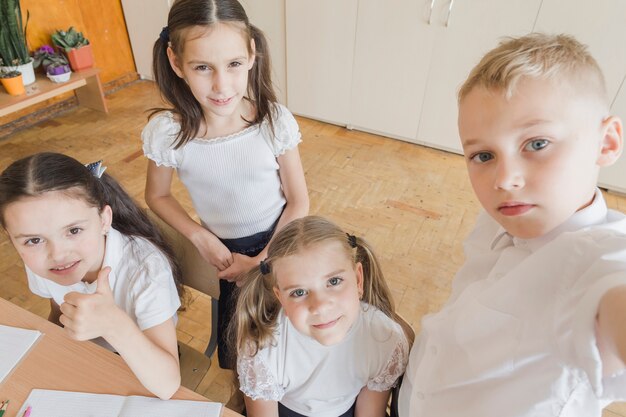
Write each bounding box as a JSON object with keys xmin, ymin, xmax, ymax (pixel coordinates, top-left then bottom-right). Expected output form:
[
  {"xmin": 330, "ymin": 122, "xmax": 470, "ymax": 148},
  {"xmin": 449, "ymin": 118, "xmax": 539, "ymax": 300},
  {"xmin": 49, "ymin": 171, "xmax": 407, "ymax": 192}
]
[
  {"xmin": 287, "ymin": 0, "xmax": 541, "ymax": 152},
  {"xmin": 348, "ymin": 0, "xmax": 435, "ymax": 140},
  {"xmin": 285, "ymin": 0, "xmax": 358, "ymax": 125},
  {"xmin": 599, "ymin": 76, "xmax": 626, "ymax": 194},
  {"xmin": 121, "ymin": 0, "xmax": 173, "ymax": 80}
]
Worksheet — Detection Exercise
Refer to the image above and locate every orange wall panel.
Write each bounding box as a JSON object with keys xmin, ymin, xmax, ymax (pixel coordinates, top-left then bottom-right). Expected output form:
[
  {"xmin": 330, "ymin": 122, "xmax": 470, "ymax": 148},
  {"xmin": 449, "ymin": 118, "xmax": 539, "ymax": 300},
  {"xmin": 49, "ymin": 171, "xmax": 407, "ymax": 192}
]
[
  {"xmin": 79, "ymin": 0, "xmax": 136, "ymax": 81},
  {"xmin": 20, "ymin": 0, "xmax": 135, "ymax": 83}
]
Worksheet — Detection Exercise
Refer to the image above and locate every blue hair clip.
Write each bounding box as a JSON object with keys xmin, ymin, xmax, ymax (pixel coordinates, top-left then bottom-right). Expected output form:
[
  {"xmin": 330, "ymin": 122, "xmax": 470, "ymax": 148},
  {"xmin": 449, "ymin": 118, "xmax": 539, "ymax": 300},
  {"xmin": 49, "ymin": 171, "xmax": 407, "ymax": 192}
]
[
  {"xmin": 84, "ymin": 160, "xmax": 107, "ymax": 179},
  {"xmin": 159, "ymin": 26, "xmax": 170, "ymax": 43}
]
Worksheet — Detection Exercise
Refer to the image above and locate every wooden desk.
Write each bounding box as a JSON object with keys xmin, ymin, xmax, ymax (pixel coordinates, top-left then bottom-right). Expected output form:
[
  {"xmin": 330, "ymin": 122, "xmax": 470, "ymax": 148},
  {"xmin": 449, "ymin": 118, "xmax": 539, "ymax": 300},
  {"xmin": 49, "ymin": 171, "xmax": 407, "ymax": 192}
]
[
  {"xmin": 0, "ymin": 68, "xmax": 108, "ymax": 117},
  {"xmin": 0, "ymin": 297, "xmax": 241, "ymax": 417}
]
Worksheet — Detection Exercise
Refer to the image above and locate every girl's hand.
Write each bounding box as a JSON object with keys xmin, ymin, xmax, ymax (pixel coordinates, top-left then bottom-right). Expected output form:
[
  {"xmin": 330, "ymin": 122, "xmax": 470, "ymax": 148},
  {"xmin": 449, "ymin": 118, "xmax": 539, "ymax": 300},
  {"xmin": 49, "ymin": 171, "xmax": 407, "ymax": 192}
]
[
  {"xmin": 217, "ymin": 253, "xmax": 258, "ymax": 284},
  {"xmin": 59, "ymin": 267, "xmax": 123, "ymax": 341},
  {"xmin": 190, "ymin": 228, "xmax": 234, "ymax": 271}
]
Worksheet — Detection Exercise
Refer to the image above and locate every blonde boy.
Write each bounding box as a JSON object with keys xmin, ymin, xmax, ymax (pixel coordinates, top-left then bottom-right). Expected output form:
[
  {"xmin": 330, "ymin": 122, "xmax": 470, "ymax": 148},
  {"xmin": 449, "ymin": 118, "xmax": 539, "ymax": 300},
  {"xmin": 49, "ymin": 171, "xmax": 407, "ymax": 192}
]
[{"xmin": 399, "ymin": 33, "xmax": 626, "ymax": 417}]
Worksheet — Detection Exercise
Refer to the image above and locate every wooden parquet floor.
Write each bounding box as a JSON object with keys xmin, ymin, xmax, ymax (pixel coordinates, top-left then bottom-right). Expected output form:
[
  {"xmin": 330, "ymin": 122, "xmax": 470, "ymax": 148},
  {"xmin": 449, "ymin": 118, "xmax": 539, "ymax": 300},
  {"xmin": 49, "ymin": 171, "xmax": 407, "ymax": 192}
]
[{"xmin": 1, "ymin": 81, "xmax": 626, "ymax": 416}]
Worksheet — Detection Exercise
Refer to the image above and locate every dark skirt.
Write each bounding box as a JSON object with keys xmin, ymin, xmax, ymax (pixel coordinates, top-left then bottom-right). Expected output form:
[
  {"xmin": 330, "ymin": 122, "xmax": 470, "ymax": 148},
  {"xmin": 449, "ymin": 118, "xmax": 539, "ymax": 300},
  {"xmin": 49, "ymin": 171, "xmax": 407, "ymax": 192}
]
[
  {"xmin": 278, "ymin": 401, "xmax": 356, "ymax": 417},
  {"xmin": 217, "ymin": 221, "xmax": 277, "ymax": 369}
]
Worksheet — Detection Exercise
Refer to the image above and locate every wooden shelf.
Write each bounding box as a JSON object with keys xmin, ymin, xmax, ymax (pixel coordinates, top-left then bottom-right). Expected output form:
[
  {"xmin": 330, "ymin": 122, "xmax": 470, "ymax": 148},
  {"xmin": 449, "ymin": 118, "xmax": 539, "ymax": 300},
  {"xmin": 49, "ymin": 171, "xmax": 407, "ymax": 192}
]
[{"xmin": 0, "ymin": 67, "xmax": 108, "ymax": 117}]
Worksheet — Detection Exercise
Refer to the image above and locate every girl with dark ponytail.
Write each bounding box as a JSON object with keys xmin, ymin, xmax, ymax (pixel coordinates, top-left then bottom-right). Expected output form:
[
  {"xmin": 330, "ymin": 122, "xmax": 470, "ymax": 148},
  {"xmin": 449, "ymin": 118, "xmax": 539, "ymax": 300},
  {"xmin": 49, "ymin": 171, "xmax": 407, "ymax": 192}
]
[
  {"xmin": 0, "ymin": 152, "xmax": 184, "ymax": 400},
  {"xmin": 143, "ymin": 0, "xmax": 309, "ymax": 372}
]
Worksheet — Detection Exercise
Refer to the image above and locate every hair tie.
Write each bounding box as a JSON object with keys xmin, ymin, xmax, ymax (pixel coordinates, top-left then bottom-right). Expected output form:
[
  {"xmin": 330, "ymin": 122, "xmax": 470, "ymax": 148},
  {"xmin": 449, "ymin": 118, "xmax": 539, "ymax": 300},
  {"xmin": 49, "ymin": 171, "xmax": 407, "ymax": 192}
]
[
  {"xmin": 259, "ymin": 259, "xmax": 271, "ymax": 275},
  {"xmin": 346, "ymin": 233, "xmax": 357, "ymax": 248},
  {"xmin": 159, "ymin": 26, "xmax": 170, "ymax": 43},
  {"xmin": 84, "ymin": 160, "xmax": 107, "ymax": 179}
]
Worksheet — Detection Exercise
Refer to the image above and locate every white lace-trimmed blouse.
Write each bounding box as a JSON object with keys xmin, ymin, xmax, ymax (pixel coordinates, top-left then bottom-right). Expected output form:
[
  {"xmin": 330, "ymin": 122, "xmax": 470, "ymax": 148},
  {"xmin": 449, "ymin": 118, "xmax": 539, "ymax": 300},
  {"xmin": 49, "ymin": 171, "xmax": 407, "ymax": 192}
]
[
  {"xmin": 142, "ymin": 104, "xmax": 302, "ymax": 239},
  {"xmin": 238, "ymin": 303, "xmax": 409, "ymax": 417}
]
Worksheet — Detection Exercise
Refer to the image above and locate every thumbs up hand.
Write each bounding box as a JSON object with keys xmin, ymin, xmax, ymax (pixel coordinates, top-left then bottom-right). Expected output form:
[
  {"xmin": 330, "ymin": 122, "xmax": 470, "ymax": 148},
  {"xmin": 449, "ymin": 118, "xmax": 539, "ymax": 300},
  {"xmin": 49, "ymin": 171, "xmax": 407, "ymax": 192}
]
[{"xmin": 60, "ymin": 267, "xmax": 122, "ymax": 341}]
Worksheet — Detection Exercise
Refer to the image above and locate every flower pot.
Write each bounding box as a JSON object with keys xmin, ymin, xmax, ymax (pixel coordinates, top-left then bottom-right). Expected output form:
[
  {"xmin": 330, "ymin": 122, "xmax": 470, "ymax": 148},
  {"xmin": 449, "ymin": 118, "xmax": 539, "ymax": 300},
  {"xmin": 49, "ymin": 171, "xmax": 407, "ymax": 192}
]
[
  {"xmin": 67, "ymin": 44, "xmax": 94, "ymax": 71},
  {"xmin": 0, "ymin": 58, "xmax": 35, "ymax": 86},
  {"xmin": 0, "ymin": 74, "xmax": 25, "ymax": 96},
  {"xmin": 47, "ymin": 72, "xmax": 71, "ymax": 83}
]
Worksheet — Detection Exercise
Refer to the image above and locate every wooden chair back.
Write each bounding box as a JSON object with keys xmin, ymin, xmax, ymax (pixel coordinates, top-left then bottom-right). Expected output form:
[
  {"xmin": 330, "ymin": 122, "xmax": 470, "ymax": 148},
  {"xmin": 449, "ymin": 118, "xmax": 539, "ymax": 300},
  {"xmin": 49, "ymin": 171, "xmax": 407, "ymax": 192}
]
[{"xmin": 147, "ymin": 210, "xmax": 219, "ymax": 300}]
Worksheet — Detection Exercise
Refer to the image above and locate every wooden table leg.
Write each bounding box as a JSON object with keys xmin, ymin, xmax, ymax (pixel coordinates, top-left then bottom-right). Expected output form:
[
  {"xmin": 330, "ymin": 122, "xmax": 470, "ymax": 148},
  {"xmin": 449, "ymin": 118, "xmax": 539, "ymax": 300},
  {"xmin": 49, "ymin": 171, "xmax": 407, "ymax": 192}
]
[{"xmin": 74, "ymin": 73, "xmax": 108, "ymax": 113}]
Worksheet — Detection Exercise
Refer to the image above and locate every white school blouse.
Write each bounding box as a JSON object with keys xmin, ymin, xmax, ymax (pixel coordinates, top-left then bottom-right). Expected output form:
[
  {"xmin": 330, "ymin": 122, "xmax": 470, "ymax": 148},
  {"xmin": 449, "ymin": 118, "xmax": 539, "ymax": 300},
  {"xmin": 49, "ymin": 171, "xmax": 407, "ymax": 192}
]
[
  {"xmin": 238, "ymin": 303, "xmax": 409, "ymax": 417},
  {"xmin": 27, "ymin": 228, "xmax": 181, "ymax": 351},
  {"xmin": 399, "ymin": 189, "xmax": 626, "ymax": 417},
  {"xmin": 142, "ymin": 104, "xmax": 302, "ymax": 239}
]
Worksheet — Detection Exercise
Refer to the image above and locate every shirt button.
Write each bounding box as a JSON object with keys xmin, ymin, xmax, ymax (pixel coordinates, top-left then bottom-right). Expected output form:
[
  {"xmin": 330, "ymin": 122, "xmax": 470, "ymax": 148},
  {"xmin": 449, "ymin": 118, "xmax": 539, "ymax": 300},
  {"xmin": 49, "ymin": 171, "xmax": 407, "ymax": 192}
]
[
  {"xmin": 416, "ymin": 392, "xmax": 425, "ymax": 400},
  {"xmin": 430, "ymin": 346, "xmax": 438, "ymax": 355}
]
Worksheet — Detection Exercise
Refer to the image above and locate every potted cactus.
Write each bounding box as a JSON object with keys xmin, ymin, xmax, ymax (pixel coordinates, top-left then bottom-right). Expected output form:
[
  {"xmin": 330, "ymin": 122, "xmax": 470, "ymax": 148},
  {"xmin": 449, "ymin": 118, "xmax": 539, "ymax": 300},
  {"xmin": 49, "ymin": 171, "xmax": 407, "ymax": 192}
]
[
  {"xmin": 0, "ymin": 0, "xmax": 35, "ymax": 85},
  {"xmin": 51, "ymin": 27, "xmax": 93, "ymax": 71},
  {"xmin": 0, "ymin": 67, "xmax": 25, "ymax": 95}
]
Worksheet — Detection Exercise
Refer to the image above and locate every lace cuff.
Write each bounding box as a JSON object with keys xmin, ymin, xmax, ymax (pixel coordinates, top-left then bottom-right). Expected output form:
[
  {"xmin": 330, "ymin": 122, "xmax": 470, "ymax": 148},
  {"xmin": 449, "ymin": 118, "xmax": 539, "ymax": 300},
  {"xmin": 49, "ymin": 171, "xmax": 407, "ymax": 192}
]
[
  {"xmin": 367, "ymin": 336, "xmax": 410, "ymax": 391},
  {"xmin": 237, "ymin": 352, "xmax": 285, "ymax": 401}
]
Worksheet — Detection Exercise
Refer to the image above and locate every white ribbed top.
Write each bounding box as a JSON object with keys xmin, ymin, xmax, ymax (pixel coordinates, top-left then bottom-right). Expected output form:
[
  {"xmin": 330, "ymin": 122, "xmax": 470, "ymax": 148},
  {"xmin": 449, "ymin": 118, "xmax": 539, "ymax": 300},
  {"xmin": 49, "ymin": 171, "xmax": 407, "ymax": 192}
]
[{"xmin": 142, "ymin": 104, "xmax": 301, "ymax": 239}]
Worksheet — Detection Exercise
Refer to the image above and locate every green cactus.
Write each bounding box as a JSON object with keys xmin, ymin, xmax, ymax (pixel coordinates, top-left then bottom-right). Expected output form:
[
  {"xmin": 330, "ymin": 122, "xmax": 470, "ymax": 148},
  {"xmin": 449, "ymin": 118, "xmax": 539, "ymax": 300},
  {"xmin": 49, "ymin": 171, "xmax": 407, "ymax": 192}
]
[
  {"xmin": 0, "ymin": 0, "xmax": 31, "ymax": 66},
  {"xmin": 51, "ymin": 27, "xmax": 90, "ymax": 52}
]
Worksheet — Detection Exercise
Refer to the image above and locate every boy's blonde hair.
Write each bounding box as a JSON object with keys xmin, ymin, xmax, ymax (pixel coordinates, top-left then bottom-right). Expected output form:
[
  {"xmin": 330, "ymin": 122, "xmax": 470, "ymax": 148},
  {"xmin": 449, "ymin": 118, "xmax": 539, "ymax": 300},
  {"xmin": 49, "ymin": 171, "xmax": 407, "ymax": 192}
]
[
  {"xmin": 458, "ymin": 33, "xmax": 607, "ymax": 104},
  {"xmin": 231, "ymin": 216, "xmax": 396, "ymax": 356}
]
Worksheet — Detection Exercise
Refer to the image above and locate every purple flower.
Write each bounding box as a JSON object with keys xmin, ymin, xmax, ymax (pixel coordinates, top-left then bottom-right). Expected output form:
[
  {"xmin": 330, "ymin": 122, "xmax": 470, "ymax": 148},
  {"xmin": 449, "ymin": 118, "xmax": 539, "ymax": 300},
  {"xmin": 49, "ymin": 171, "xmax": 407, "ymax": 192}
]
[
  {"xmin": 38, "ymin": 45, "xmax": 55, "ymax": 54},
  {"xmin": 47, "ymin": 64, "xmax": 70, "ymax": 75}
]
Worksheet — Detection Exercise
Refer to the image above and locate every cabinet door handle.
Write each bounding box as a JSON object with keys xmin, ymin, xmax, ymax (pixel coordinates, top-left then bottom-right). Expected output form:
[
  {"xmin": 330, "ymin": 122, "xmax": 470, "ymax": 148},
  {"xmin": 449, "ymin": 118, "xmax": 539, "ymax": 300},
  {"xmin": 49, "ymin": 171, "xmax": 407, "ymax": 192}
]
[
  {"xmin": 427, "ymin": 0, "xmax": 436, "ymax": 24},
  {"xmin": 445, "ymin": 0, "xmax": 454, "ymax": 27}
]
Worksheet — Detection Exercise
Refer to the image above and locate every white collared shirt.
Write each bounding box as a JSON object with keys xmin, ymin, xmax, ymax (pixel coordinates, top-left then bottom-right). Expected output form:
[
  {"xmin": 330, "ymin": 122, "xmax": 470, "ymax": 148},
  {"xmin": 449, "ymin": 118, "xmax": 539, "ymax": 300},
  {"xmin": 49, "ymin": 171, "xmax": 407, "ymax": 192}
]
[
  {"xmin": 399, "ymin": 189, "xmax": 626, "ymax": 417},
  {"xmin": 27, "ymin": 228, "xmax": 181, "ymax": 350}
]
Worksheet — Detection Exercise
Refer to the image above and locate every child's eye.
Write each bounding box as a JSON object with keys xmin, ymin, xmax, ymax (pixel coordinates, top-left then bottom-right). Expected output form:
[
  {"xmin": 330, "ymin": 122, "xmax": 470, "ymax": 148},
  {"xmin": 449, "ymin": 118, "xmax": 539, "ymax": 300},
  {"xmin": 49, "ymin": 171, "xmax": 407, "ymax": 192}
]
[
  {"xmin": 24, "ymin": 237, "xmax": 42, "ymax": 246},
  {"xmin": 193, "ymin": 64, "xmax": 210, "ymax": 72},
  {"xmin": 328, "ymin": 277, "xmax": 343, "ymax": 287},
  {"xmin": 69, "ymin": 227, "xmax": 82, "ymax": 235},
  {"xmin": 524, "ymin": 139, "xmax": 549, "ymax": 151},
  {"xmin": 229, "ymin": 61, "xmax": 242, "ymax": 68},
  {"xmin": 289, "ymin": 288, "xmax": 307, "ymax": 298},
  {"xmin": 470, "ymin": 152, "xmax": 494, "ymax": 164}
]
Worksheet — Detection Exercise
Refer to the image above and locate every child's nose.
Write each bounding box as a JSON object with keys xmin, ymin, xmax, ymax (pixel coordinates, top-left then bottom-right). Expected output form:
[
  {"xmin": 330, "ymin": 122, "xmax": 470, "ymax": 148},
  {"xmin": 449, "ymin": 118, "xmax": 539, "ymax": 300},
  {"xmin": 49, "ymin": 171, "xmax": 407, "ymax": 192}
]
[
  {"xmin": 494, "ymin": 159, "xmax": 525, "ymax": 190},
  {"xmin": 212, "ymin": 71, "xmax": 227, "ymax": 93},
  {"xmin": 48, "ymin": 240, "xmax": 68, "ymax": 261},
  {"xmin": 308, "ymin": 293, "xmax": 331, "ymax": 314}
]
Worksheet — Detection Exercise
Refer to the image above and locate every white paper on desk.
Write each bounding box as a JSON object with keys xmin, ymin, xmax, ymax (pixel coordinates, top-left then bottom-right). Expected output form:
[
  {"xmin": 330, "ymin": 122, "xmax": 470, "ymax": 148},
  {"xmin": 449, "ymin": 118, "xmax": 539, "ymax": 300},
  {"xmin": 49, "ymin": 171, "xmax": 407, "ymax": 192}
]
[
  {"xmin": 19, "ymin": 389, "xmax": 223, "ymax": 417},
  {"xmin": 0, "ymin": 324, "xmax": 41, "ymax": 383}
]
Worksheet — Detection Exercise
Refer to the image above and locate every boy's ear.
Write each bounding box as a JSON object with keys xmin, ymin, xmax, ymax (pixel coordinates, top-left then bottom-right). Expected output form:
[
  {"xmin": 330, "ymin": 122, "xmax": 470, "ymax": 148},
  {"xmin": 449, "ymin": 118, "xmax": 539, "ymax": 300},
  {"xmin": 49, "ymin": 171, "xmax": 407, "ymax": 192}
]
[
  {"xmin": 166, "ymin": 47, "xmax": 185, "ymax": 79},
  {"xmin": 597, "ymin": 116, "xmax": 623, "ymax": 167}
]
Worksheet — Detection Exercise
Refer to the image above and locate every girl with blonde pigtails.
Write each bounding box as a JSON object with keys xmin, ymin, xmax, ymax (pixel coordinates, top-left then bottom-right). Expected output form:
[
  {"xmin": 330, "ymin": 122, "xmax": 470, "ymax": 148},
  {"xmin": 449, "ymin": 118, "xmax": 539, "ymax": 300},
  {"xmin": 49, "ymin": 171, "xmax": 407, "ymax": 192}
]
[{"xmin": 233, "ymin": 216, "xmax": 409, "ymax": 417}]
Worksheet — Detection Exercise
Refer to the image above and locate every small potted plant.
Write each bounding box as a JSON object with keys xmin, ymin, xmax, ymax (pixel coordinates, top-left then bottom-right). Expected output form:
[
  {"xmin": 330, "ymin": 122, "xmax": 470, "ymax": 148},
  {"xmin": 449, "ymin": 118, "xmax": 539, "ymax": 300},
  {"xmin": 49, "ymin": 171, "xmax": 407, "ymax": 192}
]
[
  {"xmin": 33, "ymin": 44, "xmax": 71, "ymax": 82},
  {"xmin": 46, "ymin": 62, "xmax": 71, "ymax": 83},
  {"xmin": 0, "ymin": 67, "xmax": 25, "ymax": 95},
  {"xmin": 51, "ymin": 27, "xmax": 93, "ymax": 71}
]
